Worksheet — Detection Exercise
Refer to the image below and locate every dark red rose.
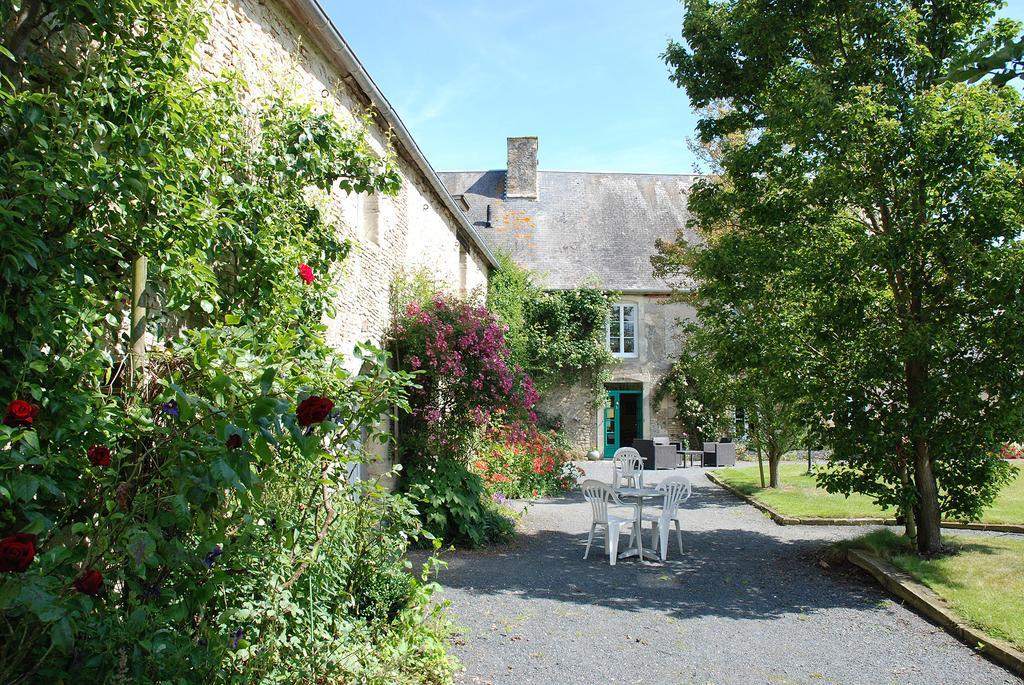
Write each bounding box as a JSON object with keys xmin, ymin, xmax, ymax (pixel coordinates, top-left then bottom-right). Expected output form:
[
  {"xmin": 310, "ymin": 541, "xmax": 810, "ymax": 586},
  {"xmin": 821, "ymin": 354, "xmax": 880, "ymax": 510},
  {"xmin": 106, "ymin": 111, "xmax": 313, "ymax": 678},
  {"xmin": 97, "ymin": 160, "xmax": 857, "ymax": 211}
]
[
  {"xmin": 225, "ymin": 434, "xmax": 243, "ymax": 450},
  {"xmin": 0, "ymin": 533, "xmax": 37, "ymax": 572},
  {"xmin": 297, "ymin": 263, "xmax": 315, "ymax": 285},
  {"xmin": 87, "ymin": 445, "xmax": 111, "ymax": 467},
  {"xmin": 74, "ymin": 569, "xmax": 103, "ymax": 595},
  {"xmin": 296, "ymin": 396, "xmax": 333, "ymax": 427},
  {"xmin": 3, "ymin": 399, "xmax": 38, "ymax": 428}
]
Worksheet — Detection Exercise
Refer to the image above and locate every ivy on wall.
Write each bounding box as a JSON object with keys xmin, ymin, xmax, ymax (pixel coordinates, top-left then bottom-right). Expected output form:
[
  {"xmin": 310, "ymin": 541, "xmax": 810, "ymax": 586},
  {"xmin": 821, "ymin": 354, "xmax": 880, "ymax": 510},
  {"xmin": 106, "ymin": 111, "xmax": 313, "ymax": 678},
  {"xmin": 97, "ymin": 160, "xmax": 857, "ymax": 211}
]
[{"xmin": 488, "ymin": 253, "xmax": 615, "ymax": 405}]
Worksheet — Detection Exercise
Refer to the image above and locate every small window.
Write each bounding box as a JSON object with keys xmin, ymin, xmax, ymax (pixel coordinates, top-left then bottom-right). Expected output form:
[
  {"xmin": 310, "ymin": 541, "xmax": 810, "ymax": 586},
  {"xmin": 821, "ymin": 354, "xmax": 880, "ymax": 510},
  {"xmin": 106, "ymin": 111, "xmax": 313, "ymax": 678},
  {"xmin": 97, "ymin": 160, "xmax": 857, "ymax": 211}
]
[
  {"xmin": 458, "ymin": 243, "xmax": 469, "ymax": 295},
  {"xmin": 360, "ymin": 193, "xmax": 379, "ymax": 244},
  {"xmin": 607, "ymin": 303, "xmax": 638, "ymax": 358}
]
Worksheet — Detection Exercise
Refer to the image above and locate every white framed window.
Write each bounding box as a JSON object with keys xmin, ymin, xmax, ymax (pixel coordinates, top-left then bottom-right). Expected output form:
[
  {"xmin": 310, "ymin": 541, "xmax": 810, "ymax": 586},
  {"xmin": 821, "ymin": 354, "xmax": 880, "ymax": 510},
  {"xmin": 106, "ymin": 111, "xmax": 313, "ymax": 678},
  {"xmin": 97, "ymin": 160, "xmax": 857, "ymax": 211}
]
[{"xmin": 606, "ymin": 303, "xmax": 638, "ymax": 358}]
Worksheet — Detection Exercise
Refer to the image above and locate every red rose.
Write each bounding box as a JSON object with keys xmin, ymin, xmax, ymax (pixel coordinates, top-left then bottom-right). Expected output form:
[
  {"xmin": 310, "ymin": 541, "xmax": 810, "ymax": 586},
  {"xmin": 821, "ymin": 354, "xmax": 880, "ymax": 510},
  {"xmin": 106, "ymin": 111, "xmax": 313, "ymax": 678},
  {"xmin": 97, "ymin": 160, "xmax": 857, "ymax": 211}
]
[
  {"xmin": 297, "ymin": 263, "xmax": 315, "ymax": 285},
  {"xmin": 74, "ymin": 569, "xmax": 103, "ymax": 595},
  {"xmin": 296, "ymin": 396, "xmax": 333, "ymax": 427},
  {"xmin": 0, "ymin": 533, "xmax": 37, "ymax": 572},
  {"xmin": 87, "ymin": 445, "xmax": 111, "ymax": 467},
  {"xmin": 225, "ymin": 434, "xmax": 243, "ymax": 450},
  {"xmin": 3, "ymin": 399, "xmax": 38, "ymax": 428}
]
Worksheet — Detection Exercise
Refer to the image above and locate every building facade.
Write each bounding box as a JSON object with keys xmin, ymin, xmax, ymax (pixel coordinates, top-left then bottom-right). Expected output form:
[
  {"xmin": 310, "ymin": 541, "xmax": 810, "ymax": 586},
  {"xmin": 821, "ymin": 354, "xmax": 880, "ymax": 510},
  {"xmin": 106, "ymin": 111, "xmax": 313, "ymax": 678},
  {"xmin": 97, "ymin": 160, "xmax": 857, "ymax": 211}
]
[
  {"xmin": 441, "ymin": 138, "xmax": 699, "ymax": 455},
  {"xmin": 195, "ymin": 0, "xmax": 497, "ymax": 476}
]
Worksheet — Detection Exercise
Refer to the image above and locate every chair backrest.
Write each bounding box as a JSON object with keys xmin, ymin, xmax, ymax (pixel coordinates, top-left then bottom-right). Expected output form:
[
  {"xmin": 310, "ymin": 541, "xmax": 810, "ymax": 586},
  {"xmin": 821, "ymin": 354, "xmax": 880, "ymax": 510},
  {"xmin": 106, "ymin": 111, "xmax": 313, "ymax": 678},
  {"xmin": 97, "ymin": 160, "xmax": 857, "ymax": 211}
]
[
  {"xmin": 656, "ymin": 476, "xmax": 692, "ymax": 520},
  {"xmin": 581, "ymin": 479, "xmax": 617, "ymax": 523},
  {"xmin": 612, "ymin": 448, "xmax": 643, "ymax": 475}
]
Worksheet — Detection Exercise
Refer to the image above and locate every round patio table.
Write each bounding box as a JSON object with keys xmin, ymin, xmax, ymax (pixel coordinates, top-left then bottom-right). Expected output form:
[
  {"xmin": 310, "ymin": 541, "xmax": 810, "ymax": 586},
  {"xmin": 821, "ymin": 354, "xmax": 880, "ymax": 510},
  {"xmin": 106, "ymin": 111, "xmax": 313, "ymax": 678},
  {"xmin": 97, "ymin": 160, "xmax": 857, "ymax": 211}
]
[{"xmin": 615, "ymin": 486, "xmax": 663, "ymax": 562}]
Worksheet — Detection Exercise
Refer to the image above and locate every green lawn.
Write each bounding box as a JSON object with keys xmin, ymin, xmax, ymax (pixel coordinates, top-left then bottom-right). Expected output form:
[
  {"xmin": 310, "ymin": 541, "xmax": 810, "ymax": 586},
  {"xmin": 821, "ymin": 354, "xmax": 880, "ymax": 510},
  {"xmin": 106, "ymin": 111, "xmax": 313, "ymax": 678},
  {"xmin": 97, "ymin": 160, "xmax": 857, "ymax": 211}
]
[
  {"xmin": 852, "ymin": 530, "xmax": 1024, "ymax": 651},
  {"xmin": 714, "ymin": 462, "xmax": 1024, "ymax": 524}
]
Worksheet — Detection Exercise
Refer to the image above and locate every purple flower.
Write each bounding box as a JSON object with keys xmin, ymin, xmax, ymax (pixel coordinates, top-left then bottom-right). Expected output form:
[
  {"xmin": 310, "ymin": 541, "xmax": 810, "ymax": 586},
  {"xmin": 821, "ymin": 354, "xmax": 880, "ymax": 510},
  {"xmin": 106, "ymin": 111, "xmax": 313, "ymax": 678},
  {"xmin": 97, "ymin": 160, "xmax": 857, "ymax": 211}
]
[
  {"xmin": 203, "ymin": 545, "xmax": 223, "ymax": 568},
  {"xmin": 492, "ymin": 492, "xmax": 508, "ymax": 505},
  {"xmin": 230, "ymin": 627, "xmax": 244, "ymax": 649},
  {"xmin": 160, "ymin": 400, "xmax": 179, "ymax": 417}
]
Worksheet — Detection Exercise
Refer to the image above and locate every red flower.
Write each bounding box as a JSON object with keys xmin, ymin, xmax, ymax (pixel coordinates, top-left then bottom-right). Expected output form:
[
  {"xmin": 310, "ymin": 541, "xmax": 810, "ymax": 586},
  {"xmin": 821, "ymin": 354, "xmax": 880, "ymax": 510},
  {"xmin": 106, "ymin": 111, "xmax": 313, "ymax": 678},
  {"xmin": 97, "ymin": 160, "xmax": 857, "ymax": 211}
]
[
  {"xmin": 74, "ymin": 569, "xmax": 103, "ymax": 595},
  {"xmin": 3, "ymin": 400, "xmax": 38, "ymax": 428},
  {"xmin": 0, "ymin": 533, "xmax": 36, "ymax": 572},
  {"xmin": 87, "ymin": 445, "xmax": 111, "ymax": 467},
  {"xmin": 296, "ymin": 396, "xmax": 333, "ymax": 427},
  {"xmin": 297, "ymin": 263, "xmax": 315, "ymax": 285},
  {"xmin": 225, "ymin": 434, "xmax": 243, "ymax": 450}
]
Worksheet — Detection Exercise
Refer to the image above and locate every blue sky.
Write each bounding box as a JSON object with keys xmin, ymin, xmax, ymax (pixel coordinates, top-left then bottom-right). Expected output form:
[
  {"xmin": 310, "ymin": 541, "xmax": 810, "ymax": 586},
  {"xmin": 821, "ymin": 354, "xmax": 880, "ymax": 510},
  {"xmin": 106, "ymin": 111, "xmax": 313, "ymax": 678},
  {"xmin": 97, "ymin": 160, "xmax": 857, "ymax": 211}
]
[{"xmin": 332, "ymin": 1, "xmax": 1024, "ymax": 175}]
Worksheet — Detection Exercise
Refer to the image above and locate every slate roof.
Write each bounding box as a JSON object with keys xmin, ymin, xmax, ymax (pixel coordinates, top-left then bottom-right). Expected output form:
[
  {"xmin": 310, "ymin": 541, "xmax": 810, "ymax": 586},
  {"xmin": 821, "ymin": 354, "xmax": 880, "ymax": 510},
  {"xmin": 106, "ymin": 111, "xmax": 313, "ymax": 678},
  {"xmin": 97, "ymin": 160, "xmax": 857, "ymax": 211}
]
[{"xmin": 438, "ymin": 170, "xmax": 701, "ymax": 292}]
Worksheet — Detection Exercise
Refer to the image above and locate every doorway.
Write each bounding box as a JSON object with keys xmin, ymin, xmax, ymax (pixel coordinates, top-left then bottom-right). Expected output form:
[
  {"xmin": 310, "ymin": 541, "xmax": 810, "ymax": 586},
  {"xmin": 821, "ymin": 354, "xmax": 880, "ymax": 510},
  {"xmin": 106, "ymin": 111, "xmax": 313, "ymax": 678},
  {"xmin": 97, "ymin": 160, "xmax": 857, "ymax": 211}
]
[{"xmin": 603, "ymin": 390, "xmax": 643, "ymax": 458}]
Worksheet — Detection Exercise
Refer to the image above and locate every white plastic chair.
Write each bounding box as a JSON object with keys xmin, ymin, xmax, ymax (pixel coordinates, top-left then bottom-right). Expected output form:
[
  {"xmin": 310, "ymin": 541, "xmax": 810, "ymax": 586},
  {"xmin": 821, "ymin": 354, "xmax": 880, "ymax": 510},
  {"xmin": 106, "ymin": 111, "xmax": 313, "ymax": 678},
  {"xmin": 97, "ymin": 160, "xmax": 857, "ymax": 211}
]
[
  {"xmin": 611, "ymin": 448, "xmax": 644, "ymax": 489},
  {"xmin": 580, "ymin": 479, "xmax": 640, "ymax": 566},
  {"xmin": 642, "ymin": 476, "xmax": 691, "ymax": 561}
]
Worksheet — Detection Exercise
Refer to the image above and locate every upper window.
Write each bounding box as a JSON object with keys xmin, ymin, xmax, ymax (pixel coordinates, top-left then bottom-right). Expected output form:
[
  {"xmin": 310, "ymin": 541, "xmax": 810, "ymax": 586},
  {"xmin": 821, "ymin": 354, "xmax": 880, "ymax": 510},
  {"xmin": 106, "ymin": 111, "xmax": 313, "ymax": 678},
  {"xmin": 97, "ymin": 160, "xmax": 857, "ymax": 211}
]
[{"xmin": 607, "ymin": 303, "xmax": 638, "ymax": 358}]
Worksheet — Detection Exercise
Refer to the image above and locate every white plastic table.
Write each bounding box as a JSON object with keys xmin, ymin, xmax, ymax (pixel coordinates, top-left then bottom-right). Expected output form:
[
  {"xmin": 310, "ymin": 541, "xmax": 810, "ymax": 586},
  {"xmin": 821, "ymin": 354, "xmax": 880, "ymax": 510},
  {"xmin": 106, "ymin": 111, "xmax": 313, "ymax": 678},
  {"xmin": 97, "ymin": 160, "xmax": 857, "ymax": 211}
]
[{"xmin": 615, "ymin": 486, "xmax": 663, "ymax": 562}]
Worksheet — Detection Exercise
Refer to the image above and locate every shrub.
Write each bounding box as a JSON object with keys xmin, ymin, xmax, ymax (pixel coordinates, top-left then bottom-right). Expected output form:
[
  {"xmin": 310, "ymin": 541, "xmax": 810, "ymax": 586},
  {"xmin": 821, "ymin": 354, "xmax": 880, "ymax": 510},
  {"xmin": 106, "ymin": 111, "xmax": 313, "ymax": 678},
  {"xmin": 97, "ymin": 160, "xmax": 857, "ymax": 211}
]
[
  {"xmin": 1000, "ymin": 442, "xmax": 1024, "ymax": 460},
  {"xmin": 0, "ymin": 1, "xmax": 452, "ymax": 681},
  {"xmin": 391, "ymin": 293, "xmax": 538, "ymax": 546},
  {"xmin": 473, "ymin": 421, "xmax": 583, "ymax": 499}
]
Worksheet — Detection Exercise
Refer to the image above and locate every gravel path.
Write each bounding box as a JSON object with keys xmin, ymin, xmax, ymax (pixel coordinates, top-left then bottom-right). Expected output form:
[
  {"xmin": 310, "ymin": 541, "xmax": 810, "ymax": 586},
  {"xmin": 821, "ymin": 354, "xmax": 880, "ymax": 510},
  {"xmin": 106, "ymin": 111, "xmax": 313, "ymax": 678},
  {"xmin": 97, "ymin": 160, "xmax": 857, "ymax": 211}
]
[{"xmin": 433, "ymin": 462, "xmax": 1022, "ymax": 685}]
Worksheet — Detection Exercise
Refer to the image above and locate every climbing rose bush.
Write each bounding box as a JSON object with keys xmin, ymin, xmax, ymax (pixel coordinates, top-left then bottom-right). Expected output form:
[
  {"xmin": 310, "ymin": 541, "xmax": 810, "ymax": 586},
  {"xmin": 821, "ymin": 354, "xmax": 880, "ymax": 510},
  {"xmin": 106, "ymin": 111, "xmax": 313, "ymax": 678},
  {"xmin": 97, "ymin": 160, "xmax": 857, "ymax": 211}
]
[
  {"xmin": 394, "ymin": 294, "xmax": 538, "ymax": 457},
  {"xmin": 392, "ymin": 293, "xmax": 540, "ymax": 545}
]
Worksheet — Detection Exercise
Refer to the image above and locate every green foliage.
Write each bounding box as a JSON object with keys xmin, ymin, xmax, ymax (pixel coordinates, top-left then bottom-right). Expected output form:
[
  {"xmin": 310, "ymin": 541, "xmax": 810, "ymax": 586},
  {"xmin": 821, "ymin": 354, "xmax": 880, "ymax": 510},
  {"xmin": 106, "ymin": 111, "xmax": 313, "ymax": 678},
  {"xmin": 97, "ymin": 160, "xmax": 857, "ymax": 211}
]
[
  {"xmin": 402, "ymin": 457, "xmax": 515, "ymax": 548},
  {"xmin": 0, "ymin": 1, "xmax": 451, "ymax": 682},
  {"xmin": 942, "ymin": 20, "xmax": 1024, "ymax": 86},
  {"xmin": 488, "ymin": 253, "xmax": 615, "ymax": 401},
  {"xmin": 652, "ymin": 329, "xmax": 735, "ymax": 448},
  {"xmin": 663, "ymin": 0, "xmax": 1024, "ymax": 554}
]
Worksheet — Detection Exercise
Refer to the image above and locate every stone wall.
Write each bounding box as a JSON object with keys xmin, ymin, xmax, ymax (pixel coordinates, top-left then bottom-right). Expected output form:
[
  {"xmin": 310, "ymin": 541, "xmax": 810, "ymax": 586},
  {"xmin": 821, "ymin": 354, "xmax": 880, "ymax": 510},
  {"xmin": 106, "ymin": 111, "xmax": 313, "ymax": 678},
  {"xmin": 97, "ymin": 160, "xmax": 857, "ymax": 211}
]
[
  {"xmin": 539, "ymin": 296, "xmax": 694, "ymax": 452},
  {"xmin": 195, "ymin": 0, "xmax": 490, "ymax": 479}
]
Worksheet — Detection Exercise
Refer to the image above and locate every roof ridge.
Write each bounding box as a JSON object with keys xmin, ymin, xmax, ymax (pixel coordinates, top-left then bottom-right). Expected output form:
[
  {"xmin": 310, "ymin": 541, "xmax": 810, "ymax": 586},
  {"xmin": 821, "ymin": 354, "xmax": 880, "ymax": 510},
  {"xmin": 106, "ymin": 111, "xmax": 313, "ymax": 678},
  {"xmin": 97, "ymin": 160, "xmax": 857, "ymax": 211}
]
[{"xmin": 439, "ymin": 169, "xmax": 707, "ymax": 178}]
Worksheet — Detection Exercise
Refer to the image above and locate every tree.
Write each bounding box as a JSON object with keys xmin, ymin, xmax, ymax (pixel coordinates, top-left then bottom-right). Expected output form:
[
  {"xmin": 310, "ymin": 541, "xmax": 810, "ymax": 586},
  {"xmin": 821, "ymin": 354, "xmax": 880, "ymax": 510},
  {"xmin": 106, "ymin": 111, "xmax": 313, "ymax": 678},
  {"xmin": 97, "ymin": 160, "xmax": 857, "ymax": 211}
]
[
  {"xmin": 652, "ymin": 328, "xmax": 735, "ymax": 450},
  {"xmin": 663, "ymin": 0, "xmax": 1024, "ymax": 555}
]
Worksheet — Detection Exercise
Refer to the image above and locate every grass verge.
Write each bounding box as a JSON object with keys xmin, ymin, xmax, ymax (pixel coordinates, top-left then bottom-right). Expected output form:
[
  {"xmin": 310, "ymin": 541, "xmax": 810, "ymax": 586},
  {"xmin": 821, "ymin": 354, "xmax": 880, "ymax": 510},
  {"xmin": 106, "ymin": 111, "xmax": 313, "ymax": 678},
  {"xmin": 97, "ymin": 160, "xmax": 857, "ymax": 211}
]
[
  {"xmin": 714, "ymin": 462, "xmax": 1024, "ymax": 524},
  {"xmin": 846, "ymin": 530, "xmax": 1024, "ymax": 652}
]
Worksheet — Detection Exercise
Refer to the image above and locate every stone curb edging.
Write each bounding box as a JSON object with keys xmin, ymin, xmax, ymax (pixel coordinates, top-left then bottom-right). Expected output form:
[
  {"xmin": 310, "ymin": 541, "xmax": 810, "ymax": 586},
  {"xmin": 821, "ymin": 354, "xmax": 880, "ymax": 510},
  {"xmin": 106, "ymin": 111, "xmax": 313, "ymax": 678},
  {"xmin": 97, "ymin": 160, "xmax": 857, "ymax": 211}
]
[
  {"xmin": 847, "ymin": 549, "xmax": 1024, "ymax": 678},
  {"xmin": 704, "ymin": 471, "xmax": 1024, "ymax": 533}
]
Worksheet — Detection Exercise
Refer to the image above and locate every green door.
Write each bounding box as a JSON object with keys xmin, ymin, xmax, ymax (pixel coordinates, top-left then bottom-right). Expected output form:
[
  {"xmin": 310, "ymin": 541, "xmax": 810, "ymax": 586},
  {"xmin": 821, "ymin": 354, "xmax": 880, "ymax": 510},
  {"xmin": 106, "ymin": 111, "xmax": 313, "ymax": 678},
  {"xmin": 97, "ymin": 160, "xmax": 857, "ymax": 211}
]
[{"xmin": 603, "ymin": 390, "xmax": 643, "ymax": 458}]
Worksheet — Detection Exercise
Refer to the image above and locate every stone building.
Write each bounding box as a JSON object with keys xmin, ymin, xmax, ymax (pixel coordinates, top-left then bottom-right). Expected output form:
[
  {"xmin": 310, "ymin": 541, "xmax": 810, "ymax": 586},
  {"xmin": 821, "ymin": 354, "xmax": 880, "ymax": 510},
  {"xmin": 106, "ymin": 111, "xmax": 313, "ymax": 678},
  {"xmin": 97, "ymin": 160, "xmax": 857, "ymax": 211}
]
[
  {"xmin": 195, "ymin": 0, "xmax": 497, "ymax": 476},
  {"xmin": 441, "ymin": 138, "xmax": 699, "ymax": 455}
]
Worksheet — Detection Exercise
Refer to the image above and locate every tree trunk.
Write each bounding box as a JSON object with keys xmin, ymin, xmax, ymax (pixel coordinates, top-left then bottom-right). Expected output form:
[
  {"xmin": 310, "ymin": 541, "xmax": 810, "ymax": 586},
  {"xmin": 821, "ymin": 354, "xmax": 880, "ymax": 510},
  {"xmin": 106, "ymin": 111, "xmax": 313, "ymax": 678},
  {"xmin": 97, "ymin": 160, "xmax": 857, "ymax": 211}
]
[
  {"xmin": 912, "ymin": 437, "xmax": 942, "ymax": 555},
  {"xmin": 898, "ymin": 455, "xmax": 917, "ymax": 544},
  {"xmin": 757, "ymin": 443, "xmax": 765, "ymax": 488},
  {"xmin": 906, "ymin": 357, "xmax": 941, "ymax": 556},
  {"xmin": 768, "ymin": 450, "xmax": 781, "ymax": 489}
]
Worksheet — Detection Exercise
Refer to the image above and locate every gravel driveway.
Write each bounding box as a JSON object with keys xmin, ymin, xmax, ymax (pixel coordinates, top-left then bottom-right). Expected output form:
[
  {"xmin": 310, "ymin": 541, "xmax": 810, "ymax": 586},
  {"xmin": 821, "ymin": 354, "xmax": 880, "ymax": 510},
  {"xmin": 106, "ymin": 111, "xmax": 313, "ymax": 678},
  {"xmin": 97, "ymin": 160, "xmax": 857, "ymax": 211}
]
[{"xmin": 433, "ymin": 462, "xmax": 1022, "ymax": 685}]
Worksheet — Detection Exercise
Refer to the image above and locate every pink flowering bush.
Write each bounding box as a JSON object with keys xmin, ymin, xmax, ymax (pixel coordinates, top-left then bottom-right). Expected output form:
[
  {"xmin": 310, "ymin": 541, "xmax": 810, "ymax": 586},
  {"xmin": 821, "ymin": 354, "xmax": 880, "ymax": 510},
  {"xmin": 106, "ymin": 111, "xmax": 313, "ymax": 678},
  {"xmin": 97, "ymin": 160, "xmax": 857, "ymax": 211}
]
[{"xmin": 392, "ymin": 293, "xmax": 540, "ymax": 545}]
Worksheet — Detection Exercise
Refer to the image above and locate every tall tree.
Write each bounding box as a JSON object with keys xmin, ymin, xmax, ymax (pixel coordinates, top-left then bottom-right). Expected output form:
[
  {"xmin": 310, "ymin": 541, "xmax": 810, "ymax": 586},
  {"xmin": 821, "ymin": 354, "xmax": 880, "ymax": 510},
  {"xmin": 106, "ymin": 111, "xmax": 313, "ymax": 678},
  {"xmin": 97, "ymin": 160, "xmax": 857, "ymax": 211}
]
[{"xmin": 663, "ymin": 0, "xmax": 1024, "ymax": 555}]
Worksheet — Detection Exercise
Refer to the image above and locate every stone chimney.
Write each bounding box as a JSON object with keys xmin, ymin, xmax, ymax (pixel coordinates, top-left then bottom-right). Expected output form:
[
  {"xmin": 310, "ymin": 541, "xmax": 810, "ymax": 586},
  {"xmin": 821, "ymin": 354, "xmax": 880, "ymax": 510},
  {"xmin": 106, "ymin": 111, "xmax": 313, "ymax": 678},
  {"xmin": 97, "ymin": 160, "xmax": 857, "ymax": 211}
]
[{"xmin": 505, "ymin": 136, "xmax": 538, "ymax": 199}]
